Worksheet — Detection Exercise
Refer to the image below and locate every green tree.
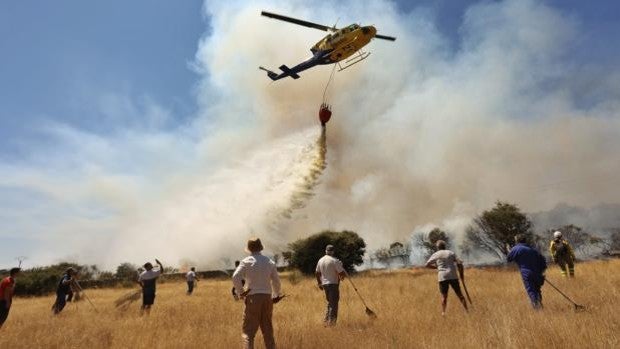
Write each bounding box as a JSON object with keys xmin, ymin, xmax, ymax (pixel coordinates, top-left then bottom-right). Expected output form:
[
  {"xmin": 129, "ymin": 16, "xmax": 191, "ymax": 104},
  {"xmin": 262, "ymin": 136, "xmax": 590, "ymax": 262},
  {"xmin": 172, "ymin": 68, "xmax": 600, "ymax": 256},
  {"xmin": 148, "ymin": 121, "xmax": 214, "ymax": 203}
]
[
  {"xmin": 13, "ymin": 262, "xmax": 88, "ymax": 296},
  {"xmin": 115, "ymin": 262, "xmax": 138, "ymax": 282},
  {"xmin": 465, "ymin": 201, "xmax": 534, "ymax": 261},
  {"xmin": 414, "ymin": 228, "xmax": 451, "ymax": 259},
  {"xmin": 281, "ymin": 251, "xmax": 293, "ymax": 266},
  {"xmin": 288, "ymin": 230, "xmax": 366, "ymax": 275},
  {"xmin": 97, "ymin": 271, "xmax": 116, "ymax": 280}
]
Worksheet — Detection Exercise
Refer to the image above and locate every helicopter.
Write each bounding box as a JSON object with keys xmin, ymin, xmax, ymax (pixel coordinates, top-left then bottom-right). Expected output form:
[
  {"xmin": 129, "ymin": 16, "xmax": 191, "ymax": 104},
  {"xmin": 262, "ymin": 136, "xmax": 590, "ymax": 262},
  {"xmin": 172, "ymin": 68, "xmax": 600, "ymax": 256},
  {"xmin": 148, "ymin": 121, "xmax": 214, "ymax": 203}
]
[{"xmin": 259, "ymin": 11, "xmax": 396, "ymax": 81}]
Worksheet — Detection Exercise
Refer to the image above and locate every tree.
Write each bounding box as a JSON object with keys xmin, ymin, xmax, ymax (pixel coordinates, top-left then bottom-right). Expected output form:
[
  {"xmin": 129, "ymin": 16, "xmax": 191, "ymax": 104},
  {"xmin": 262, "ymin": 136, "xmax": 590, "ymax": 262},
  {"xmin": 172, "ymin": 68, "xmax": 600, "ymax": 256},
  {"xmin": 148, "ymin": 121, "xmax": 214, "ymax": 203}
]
[
  {"xmin": 13, "ymin": 262, "xmax": 91, "ymax": 296},
  {"xmin": 115, "ymin": 262, "xmax": 138, "ymax": 282},
  {"xmin": 389, "ymin": 242, "xmax": 412, "ymax": 266},
  {"xmin": 465, "ymin": 201, "xmax": 533, "ymax": 261},
  {"xmin": 610, "ymin": 230, "xmax": 620, "ymax": 250},
  {"xmin": 373, "ymin": 242, "xmax": 412, "ymax": 268},
  {"xmin": 97, "ymin": 271, "xmax": 116, "ymax": 280},
  {"xmin": 414, "ymin": 228, "xmax": 451, "ymax": 259},
  {"xmin": 288, "ymin": 230, "xmax": 366, "ymax": 275},
  {"xmin": 15, "ymin": 256, "xmax": 27, "ymax": 268},
  {"xmin": 373, "ymin": 248, "xmax": 392, "ymax": 268},
  {"xmin": 281, "ymin": 251, "xmax": 293, "ymax": 266}
]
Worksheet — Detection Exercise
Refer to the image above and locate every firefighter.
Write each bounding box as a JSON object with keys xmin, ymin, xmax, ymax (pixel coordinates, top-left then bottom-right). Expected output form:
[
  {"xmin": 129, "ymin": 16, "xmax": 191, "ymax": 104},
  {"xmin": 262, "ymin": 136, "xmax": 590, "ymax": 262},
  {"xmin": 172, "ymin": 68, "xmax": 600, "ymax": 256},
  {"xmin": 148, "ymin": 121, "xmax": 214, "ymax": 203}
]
[{"xmin": 549, "ymin": 231, "xmax": 576, "ymax": 277}]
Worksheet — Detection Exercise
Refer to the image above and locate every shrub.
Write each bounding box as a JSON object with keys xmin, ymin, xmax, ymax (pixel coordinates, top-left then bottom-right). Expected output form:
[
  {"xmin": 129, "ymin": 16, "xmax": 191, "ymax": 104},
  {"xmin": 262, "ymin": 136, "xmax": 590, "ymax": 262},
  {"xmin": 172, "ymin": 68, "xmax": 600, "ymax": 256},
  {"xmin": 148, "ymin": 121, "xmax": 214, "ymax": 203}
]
[{"xmin": 288, "ymin": 230, "xmax": 366, "ymax": 275}]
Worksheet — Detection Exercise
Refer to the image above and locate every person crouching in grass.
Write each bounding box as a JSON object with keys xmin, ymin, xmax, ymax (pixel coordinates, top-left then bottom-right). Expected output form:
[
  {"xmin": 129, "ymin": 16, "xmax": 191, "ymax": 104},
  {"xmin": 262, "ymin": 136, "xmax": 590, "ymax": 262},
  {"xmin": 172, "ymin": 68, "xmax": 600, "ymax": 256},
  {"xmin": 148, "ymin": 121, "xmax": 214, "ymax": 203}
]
[{"xmin": 426, "ymin": 240, "xmax": 468, "ymax": 316}]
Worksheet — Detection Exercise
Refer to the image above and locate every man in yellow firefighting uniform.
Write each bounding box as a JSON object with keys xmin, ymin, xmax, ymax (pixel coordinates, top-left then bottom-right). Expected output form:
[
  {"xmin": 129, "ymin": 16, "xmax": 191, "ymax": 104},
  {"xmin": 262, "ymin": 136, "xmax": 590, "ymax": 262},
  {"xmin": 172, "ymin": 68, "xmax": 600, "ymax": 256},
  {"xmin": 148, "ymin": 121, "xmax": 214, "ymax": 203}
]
[{"xmin": 549, "ymin": 231, "xmax": 576, "ymax": 277}]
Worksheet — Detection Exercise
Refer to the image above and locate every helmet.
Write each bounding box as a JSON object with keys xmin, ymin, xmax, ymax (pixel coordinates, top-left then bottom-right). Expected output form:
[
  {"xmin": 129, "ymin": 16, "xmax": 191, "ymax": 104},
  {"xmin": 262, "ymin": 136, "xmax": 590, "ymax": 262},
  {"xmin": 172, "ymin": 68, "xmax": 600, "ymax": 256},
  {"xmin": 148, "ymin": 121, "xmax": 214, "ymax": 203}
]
[{"xmin": 553, "ymin": 231, "xmax": 562, "ymax": 239}]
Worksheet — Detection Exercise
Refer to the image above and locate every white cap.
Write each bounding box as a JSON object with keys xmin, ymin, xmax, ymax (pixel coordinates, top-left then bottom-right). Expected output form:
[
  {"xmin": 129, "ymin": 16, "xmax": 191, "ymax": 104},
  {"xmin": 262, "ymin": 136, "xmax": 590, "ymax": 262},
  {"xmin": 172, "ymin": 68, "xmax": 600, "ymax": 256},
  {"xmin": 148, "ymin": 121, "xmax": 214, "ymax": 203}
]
[{"xmin": 553, "ymin": 231, "xmax": 562, "ymax": 239}]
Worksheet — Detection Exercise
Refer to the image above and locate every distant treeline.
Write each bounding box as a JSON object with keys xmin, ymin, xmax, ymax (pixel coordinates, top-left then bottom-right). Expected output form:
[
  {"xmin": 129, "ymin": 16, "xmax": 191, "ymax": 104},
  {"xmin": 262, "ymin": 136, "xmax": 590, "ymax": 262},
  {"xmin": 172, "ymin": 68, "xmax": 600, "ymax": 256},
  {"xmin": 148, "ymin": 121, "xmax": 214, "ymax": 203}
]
[{"xmin": 4, "ymin": 201, "xmax": 620, "ymax": 296}]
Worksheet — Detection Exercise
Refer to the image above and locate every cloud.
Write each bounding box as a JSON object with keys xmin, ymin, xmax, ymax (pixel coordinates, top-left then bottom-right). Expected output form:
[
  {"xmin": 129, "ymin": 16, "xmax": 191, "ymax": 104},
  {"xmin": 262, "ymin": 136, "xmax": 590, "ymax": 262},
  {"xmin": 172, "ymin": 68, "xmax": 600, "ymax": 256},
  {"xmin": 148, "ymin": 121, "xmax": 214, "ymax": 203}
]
[{"xmin": 1, "ymin": 0, "xmax": 620, "ymax": 268}]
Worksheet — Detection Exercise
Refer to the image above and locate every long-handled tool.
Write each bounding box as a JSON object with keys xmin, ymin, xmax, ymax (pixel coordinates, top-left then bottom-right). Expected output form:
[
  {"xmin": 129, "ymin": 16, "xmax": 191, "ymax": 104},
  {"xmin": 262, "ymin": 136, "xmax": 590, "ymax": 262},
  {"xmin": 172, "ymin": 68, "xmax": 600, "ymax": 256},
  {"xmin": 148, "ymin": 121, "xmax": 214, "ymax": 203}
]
[
  {"xmin": 72, "ymin": 280, "xmax": 99, "ymax": 313},
  {"xmin": 114, "ymin": 289, "xmax": 141, "ymax": 310},
  {"xmin": 544, "ymin": 277, "xmax": 585, "ymax": 311},
  {"xmin": 457, "ymin": 264, "xmax": 473, "ymax": 305},
  {"xmin": 345, "ymin": 272, "xmax": 377, "ymax": 319}
]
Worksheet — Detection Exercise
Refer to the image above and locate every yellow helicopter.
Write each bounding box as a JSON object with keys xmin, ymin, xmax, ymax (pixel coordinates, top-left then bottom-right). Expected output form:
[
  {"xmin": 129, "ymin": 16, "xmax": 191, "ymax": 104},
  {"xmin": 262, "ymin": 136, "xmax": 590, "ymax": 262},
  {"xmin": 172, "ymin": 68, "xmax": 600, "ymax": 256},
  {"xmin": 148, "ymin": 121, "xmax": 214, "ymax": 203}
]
[{"xmin": 259, "ymin": 11, "xmax": 396, "ymax": 81}]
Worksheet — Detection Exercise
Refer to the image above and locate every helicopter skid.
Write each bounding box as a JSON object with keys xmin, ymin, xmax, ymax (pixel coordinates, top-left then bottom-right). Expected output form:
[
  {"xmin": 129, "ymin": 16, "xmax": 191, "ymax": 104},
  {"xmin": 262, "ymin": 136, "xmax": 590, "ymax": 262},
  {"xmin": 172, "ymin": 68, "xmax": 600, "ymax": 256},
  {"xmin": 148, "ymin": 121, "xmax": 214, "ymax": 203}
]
[{"xmin": 337, "ymin": 50, "xmax": 371, "ymax": 71}]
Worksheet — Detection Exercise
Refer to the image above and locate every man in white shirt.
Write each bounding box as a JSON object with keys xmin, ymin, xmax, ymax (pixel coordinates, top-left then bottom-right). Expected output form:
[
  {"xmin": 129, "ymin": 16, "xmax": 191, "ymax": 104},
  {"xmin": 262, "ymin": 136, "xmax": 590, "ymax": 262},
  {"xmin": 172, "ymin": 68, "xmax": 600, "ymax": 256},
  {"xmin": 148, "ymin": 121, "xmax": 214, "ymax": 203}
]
[
  {"xmin": 315, "ymin": 245, "xmax": 346, "ymax": 326},
  {"xmin": 138, "ymin": 259, "xmax": 163, "ymax": 315},
  {"xmin": 425, "ymin": 240, "xmax": 468, "ymax": 316},
  {"xmin": 232, "ymin": 238, "xmax": 281, "ymax": 349},
  {"xmin": 186, "ymin": 267, "xmax": 199, "ymax": 295}
]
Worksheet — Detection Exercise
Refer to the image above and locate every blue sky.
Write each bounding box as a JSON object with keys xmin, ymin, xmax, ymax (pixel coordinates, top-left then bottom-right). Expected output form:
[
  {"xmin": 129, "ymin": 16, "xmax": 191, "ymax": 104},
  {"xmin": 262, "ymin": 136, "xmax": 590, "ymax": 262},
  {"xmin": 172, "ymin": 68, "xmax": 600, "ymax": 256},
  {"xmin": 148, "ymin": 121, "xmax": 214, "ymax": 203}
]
[
  {"xmin": 2, "ymin": 0, "xmax": 619, "ymax": 154},
  {"xmin": 1, "ymin": 0, "xmax": 619, "ymax": 268},
  {"xmin": 0, "ymin": 1, "xmax": 204, "ymax": 158}
]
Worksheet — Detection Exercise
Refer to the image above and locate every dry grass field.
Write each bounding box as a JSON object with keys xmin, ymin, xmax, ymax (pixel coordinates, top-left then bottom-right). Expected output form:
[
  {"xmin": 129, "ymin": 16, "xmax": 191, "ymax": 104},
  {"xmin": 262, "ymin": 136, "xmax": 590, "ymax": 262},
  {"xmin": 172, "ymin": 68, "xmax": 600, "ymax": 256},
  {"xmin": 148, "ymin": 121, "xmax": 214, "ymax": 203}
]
[{"xmin": 1, "ymin": 259, "xmax": 618, "ymax": 349}]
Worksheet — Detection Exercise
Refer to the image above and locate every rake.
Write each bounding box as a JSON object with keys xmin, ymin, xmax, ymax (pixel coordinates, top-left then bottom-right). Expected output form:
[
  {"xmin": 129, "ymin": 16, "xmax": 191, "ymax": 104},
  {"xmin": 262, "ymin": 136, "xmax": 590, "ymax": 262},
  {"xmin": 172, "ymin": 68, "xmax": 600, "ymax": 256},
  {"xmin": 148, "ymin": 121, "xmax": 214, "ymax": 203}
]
[
  {"xmin": 72, "ymin": 280, "xmax": 99, "ymax": 313},
  {"xmin": 345, "ymin": 273, "xmax": 377, "ymax": 319},
  {"xmin": 544, "ymin": 277, "xmax": 585, "ymax": 311}
]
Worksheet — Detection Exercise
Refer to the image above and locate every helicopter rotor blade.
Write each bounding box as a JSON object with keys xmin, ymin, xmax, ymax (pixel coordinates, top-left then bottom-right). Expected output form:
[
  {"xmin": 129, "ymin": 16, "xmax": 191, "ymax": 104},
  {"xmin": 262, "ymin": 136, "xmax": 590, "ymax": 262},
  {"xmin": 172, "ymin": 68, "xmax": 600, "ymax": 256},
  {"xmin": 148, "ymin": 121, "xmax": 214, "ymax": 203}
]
[
  {"xmin": 261, "ymin": 11, "xmax": 336, "ymax": 32},
  {"xmin": 375, "ymin": 34, "xmax": 396, "ymax": 41}
]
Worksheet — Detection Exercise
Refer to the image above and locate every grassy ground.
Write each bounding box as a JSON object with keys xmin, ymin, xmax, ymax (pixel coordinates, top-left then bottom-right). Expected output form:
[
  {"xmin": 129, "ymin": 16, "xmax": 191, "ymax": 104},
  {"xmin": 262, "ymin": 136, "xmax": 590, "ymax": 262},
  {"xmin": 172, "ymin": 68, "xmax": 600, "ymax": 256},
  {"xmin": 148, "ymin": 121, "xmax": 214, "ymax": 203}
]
[{"xmin": 1, "ymin": 259, "xmax": 618, "ymax": 348}]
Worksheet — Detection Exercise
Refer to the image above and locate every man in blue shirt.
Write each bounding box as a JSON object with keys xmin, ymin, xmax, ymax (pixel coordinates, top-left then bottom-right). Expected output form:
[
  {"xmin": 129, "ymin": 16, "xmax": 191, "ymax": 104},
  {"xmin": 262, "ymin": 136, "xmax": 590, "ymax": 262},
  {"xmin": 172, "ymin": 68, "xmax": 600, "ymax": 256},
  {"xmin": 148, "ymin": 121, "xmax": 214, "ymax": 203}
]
[{"xmin": 507, "ymin": 234, "xmax": 547, "ymax": 309}]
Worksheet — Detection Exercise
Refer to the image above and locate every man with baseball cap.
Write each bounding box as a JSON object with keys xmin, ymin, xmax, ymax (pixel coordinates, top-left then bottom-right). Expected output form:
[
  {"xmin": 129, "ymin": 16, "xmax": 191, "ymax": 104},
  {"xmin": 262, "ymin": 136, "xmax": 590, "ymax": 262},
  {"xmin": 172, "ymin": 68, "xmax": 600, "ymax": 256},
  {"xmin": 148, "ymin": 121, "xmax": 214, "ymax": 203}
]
[
  {"xmin": 233, "ymin": 238, "xmax": 282, "ymax": 349},
  {"xmin": 549, "ymin": 231, "xmax": 576, "ymax": 277},
  {"xmin": 315, "ymin": 244, "xmax": 346, "ymax": 326}
]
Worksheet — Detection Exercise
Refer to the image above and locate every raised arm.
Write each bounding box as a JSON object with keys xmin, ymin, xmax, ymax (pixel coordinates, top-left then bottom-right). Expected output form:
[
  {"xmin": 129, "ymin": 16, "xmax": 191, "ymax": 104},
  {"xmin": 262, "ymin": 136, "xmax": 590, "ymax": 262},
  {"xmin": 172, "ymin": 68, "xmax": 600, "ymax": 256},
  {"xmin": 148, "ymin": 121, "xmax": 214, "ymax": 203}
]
[{"xmin": 155, "ymin": 259, "xmax": 164, "ymax": 274}]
